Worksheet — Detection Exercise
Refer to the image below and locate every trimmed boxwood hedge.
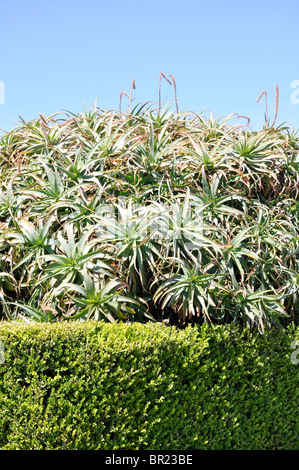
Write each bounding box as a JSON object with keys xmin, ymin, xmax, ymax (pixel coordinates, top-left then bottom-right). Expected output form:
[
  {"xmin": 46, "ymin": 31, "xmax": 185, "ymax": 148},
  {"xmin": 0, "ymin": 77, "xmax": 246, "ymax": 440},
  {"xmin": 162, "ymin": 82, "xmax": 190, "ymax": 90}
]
[{"xmin": 0, "ymin": 321, "xmax": 298, "ymax": 450}]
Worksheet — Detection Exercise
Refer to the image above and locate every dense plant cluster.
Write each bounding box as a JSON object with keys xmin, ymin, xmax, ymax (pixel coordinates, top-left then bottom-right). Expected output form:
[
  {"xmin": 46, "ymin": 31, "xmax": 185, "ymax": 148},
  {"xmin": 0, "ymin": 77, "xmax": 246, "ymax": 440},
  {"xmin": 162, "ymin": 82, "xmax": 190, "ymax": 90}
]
[
  {"xmin": 0, "ymin": 103, "xmax": 298, "ymax": 330},
  {"xmin": 0, "ymin": 321, "xmax": 298, "ymax": 450}
]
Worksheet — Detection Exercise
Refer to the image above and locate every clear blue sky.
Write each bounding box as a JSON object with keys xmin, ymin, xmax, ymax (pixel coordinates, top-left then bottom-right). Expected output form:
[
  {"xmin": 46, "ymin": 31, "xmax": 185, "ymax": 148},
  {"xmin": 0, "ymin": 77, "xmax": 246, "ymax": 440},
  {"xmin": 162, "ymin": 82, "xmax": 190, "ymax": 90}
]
[{"xmin": 1, "ymin": 0, "xmax": 299, "ymax": 134}]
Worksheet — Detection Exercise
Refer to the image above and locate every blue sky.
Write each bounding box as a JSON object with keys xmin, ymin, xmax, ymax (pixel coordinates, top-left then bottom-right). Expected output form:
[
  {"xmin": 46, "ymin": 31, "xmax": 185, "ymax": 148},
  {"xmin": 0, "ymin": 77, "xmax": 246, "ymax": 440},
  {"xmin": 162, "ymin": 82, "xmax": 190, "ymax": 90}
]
[{"xmin": 1, "ymin": 0, "xmax": 299, "ymax": 134}]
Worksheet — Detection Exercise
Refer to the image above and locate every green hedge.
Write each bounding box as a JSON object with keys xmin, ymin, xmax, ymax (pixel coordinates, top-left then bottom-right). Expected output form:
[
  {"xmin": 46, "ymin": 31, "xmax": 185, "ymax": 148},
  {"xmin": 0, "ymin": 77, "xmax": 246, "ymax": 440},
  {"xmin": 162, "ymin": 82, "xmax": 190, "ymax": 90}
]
[{"xmin": 0, "ymin": 321, "xmax": 298, "ymax": 450}]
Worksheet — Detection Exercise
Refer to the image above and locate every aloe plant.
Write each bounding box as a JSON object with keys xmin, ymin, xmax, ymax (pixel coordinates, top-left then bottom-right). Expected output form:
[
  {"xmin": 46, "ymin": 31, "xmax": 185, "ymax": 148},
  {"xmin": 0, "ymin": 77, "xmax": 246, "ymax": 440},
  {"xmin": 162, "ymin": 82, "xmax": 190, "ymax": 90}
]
[{"xmin": 0, "ymin": 96, "xmax": 297, "ymax": 329}]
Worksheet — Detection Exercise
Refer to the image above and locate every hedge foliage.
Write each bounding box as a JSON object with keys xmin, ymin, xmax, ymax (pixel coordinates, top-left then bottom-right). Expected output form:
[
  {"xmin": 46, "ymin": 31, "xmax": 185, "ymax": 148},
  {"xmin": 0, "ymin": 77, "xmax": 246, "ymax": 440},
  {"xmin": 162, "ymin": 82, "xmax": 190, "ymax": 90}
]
[{"xmin": 0, "ymin": 321, "xmax": 298, "ymax": 450}]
